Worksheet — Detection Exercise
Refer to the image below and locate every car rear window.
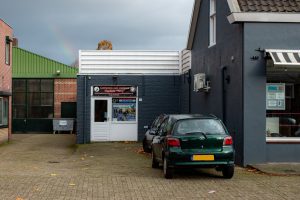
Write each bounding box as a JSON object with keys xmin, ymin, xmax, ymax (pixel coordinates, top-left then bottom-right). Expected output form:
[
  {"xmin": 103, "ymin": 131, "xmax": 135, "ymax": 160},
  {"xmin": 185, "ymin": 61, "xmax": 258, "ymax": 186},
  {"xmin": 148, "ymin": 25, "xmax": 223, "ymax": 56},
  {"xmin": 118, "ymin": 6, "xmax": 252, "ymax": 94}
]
[{"xmin": 173, "ymin": 119, "xmax": 226, "ymax": 135}]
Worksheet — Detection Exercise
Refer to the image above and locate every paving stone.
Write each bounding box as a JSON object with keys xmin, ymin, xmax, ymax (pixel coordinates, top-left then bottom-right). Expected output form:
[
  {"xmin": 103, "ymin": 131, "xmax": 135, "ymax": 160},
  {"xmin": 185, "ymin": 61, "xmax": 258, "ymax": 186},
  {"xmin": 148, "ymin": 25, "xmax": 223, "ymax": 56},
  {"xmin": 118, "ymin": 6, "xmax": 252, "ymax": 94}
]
[{"xmin": 0, "ymin": 134, "xmax": 299, "ymax": 199}]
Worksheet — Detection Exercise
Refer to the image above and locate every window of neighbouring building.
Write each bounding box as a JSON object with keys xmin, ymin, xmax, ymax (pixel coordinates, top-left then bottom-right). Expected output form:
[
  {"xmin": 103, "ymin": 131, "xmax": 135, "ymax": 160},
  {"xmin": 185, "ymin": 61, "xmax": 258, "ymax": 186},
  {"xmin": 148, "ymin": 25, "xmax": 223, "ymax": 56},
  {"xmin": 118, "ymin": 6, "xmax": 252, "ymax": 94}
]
[
  {"xmin": 0, "ymin": 97, "xmax": 9, "ymax": 126},
  {"xmin": 13, "ymin": 79, "xmax": 54, "ymax": 119},
  {"xmin": 5, "ymin": 37, "xmax": 10, "ymax": 65},
  {"xmin": 12, "ymin": 79, "xmax": 26, "ymax": 118},
  {"xmin": 209, "ymin": 0, "xmax": 216, "ymax": 47}
]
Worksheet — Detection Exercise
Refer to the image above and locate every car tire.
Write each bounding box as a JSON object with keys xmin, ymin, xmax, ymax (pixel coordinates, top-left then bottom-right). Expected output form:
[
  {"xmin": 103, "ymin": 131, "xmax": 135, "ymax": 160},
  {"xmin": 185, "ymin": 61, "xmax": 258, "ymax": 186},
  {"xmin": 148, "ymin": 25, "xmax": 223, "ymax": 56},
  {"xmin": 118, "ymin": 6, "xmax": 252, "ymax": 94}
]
[
  {"xmin": 222, "ymin": 165, "xmax": 234, "ymax": 179},
  {"xmin": 143, "ymin": 139, "xmax": 150, "ymax": 153},
  {"xmin": 151, "ymin": 150, "xmax": 159, "ymax": 168},
  {"xmin": 163, "ymin": 157, "xmax": 173, "ymax": 179}
]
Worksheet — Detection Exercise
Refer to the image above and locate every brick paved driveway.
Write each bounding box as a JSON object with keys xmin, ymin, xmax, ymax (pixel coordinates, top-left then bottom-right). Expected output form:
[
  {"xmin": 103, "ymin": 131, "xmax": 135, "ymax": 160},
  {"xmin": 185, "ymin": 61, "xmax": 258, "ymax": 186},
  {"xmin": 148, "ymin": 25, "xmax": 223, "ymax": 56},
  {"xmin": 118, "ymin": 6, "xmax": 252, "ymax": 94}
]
[{"xmin": 0, "ymin": 134, "xmax": 299, "ymax": 200}]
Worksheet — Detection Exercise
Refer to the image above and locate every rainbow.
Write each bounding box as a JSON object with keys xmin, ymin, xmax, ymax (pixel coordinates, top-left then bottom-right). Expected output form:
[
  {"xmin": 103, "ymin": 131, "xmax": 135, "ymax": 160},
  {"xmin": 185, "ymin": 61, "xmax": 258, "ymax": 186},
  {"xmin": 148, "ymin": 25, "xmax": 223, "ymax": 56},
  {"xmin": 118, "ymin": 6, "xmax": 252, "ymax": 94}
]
[{"xmin": 48, "ymin": 24, "xmax": 77, "ymax": 64}]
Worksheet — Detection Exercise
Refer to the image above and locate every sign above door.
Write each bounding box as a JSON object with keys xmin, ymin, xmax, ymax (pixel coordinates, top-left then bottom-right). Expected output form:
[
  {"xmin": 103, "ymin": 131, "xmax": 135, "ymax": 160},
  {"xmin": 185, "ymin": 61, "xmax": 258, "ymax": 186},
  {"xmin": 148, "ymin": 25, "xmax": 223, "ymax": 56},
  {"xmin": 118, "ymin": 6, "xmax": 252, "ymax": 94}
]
[{"xmin": 93, "ymin": 85, "xmax": 137, "ymax": 97}]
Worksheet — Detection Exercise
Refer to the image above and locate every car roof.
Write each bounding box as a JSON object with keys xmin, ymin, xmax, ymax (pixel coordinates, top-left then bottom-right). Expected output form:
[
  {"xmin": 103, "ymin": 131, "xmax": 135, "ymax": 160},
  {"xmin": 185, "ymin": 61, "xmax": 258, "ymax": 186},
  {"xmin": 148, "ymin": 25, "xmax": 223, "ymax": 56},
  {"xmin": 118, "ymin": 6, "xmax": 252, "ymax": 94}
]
[{"xmin": 167, "ymin": 114, "xmax": 218, "ymax": 121}]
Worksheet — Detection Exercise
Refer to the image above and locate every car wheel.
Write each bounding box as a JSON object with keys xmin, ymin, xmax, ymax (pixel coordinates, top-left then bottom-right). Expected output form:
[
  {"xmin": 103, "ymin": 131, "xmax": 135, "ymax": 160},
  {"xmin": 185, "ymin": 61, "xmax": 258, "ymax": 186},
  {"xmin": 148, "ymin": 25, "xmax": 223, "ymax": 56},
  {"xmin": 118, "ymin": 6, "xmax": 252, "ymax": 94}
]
[
  {"xmin": 151, "ymin": 150, "xmax": 159, "ymax": 168},
  {"xmin": 222, "ymin": 165, "xmax": 234, "ymax": 179},
  {"xmin": 163, "ymin": 156, "xmax": 173, "ymax": 179},
  {"xmin": 143, "ymin": 139, "xmax": 150, "ymax": 153}
]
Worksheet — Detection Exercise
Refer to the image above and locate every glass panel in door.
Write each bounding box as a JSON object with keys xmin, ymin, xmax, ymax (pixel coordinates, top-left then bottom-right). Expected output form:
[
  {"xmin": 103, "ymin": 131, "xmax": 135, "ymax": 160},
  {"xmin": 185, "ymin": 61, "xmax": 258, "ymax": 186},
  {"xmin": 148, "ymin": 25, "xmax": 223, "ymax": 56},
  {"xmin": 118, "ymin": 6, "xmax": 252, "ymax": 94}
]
[{"xmin": 94, "ymin": 100, "xmax": 108, "ymax": 122}]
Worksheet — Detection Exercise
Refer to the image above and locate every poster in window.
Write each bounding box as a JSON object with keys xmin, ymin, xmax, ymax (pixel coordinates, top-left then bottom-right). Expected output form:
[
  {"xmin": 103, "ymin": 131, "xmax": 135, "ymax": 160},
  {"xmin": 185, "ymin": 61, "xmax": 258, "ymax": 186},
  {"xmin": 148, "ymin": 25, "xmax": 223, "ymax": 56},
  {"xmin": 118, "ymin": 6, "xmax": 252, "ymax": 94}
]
[
  {"xmin": 112, "ymin": 98, "xmax": 136, "ymax": 122},
  {"xmin": 266, "ymin": 83, "xmax": 285, "ymax": 110}
]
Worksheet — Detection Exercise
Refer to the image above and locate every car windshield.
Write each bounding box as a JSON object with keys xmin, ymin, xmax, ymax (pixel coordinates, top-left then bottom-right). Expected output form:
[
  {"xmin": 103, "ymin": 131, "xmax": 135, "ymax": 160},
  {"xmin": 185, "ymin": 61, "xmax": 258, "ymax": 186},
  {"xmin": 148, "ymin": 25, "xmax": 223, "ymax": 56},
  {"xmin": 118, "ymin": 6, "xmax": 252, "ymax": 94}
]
[{"xmin": 173, "ymin": 119, "xmax": 226, "ymax": 135}]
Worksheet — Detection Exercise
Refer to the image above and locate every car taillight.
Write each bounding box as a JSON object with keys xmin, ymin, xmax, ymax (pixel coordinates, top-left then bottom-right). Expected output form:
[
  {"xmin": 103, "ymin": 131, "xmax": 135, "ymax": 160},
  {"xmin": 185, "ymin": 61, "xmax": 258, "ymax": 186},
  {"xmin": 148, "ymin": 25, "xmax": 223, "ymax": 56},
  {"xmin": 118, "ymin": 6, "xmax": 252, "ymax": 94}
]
[
  {"xmin": 167, "ymin": 138, "xmax": 180, "ymax": 147},
  {"xmin": 223, "ymin": 136, "xmax": 233, "ymax": 146}
]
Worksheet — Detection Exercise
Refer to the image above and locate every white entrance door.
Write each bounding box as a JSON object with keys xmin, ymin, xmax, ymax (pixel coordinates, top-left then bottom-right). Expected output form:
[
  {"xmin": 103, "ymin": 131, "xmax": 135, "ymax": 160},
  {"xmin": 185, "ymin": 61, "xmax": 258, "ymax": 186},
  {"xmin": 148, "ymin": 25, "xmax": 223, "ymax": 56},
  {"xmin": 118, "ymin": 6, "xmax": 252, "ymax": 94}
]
[{"xmin": 91, "ymin": 98, "xmax": 111, "ymax": 141}]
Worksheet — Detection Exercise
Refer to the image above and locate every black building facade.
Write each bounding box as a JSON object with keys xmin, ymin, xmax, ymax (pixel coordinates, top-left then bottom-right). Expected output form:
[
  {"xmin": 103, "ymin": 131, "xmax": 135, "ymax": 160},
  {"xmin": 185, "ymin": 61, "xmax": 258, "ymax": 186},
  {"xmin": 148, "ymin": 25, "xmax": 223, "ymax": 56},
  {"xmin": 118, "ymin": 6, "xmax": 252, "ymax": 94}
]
[
  {"xmin": 185, "ymin": 0, "xmax": 300, "ymax": 166},
  {"xmin": 77, "ymin": 75, "xmax": 180, "ymax": 143}
]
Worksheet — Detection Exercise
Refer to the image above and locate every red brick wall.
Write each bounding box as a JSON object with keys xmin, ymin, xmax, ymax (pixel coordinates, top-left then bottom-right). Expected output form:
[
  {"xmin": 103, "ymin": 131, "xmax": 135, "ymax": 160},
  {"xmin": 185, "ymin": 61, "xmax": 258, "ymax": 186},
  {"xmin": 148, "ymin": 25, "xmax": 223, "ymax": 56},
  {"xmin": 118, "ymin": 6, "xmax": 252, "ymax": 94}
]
[
  {"xmin": 54, "ymin": 79, "xmax": 77, "ymax": 118},
  {"xmin": 0, "ymin": 19, "xmax": 12, "ymax": 142}
]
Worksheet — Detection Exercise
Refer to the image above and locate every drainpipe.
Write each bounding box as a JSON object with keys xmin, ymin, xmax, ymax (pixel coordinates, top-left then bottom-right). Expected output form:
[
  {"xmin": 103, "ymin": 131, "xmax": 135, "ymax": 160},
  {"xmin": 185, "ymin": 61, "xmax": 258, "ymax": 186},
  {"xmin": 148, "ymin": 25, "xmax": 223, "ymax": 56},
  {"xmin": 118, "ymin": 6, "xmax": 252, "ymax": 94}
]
[
  {"xmin": 188, "ymin": 70, "xmax": 192, "ymax": 113},
  {"xmin": 222, "ymin": 66, "xmax": 230, "ymax": 125},
  {"xmin": 83, "ymin": 76, "xmax": 87, "ymax": 144}
]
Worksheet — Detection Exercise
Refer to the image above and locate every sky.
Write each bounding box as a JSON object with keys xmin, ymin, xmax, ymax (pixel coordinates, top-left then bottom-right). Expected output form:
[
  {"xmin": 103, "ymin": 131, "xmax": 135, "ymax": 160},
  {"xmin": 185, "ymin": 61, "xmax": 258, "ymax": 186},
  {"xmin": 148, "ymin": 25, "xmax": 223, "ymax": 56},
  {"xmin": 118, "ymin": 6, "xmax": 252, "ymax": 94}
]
[{"xmin": 0, "ymin": 0, "xmax": 194, "ymax": 65}]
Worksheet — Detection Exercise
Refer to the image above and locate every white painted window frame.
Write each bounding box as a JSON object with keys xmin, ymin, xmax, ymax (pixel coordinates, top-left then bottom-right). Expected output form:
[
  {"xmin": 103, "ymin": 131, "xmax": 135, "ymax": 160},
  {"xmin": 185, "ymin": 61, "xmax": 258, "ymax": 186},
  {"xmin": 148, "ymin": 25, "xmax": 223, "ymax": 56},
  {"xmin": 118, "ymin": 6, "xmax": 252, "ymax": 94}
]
[
  {"xmin": 266, "ymin": 137, "xmax": 300, "ymax": 143},
  {"xmin": 209, "ymin": 0, "xmax": 216, "ymax": 47}
]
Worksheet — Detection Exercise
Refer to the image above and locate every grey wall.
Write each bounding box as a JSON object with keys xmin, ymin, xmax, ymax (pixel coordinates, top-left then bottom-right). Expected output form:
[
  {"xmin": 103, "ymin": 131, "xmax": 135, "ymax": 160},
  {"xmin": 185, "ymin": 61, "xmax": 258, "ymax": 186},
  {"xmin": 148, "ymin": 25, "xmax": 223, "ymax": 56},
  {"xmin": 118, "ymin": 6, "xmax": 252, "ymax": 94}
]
[
  {"xmin": 186, "ymin": 0, "xmax": 244, "ymax": 165},
  {"xmin": 243, "ymin": 23, "xmax": 300, "ymax": 164},
  {"xmin": 266, "ymin": 144, "xmax": 300, "ymax": 162},
  {"xmin": 77, "ymin": 75, "xmax": 180, "ymax": 144}
]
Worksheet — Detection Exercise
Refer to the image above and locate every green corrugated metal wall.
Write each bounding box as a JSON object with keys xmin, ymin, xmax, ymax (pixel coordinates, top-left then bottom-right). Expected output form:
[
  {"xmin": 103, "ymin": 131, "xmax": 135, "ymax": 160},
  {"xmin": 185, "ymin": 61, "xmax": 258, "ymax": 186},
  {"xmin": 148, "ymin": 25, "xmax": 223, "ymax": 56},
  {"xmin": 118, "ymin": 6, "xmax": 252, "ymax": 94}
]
[{"xmin": 12, "ymin": 47, "xmax": 78, "ymax": 78}]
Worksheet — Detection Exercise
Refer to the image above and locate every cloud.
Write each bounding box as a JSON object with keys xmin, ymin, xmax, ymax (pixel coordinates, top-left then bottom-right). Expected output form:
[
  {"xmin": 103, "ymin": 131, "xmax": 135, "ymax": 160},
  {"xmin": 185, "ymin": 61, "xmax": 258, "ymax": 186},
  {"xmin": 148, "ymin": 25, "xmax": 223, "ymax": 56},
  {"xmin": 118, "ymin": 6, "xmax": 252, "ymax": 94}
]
[{"xmin": 0, "ymin": 0, "xmax": 194, "ymax": 65}]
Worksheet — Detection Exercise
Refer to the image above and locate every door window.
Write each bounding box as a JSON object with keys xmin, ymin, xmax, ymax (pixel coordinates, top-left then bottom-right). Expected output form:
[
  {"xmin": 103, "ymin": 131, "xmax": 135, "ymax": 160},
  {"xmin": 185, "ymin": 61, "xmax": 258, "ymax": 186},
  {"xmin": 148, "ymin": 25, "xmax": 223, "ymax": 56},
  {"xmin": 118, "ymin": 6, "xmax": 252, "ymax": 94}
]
[{"xmin": 95, "ymin": 100, "xmax": 108, "ymax": 122}]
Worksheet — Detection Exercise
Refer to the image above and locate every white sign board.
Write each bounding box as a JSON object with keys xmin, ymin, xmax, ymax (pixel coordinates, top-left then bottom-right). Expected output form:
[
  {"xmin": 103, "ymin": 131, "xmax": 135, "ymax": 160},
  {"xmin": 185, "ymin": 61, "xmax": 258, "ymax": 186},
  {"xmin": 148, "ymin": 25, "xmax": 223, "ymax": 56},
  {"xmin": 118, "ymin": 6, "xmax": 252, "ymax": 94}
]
[
  {"xmin": 266, "ymin": 83, "xmax": 285, "ymax": 110},
  {"xmin": 59, "ymin": 120, "xmax": 67, "ymax": 126}
]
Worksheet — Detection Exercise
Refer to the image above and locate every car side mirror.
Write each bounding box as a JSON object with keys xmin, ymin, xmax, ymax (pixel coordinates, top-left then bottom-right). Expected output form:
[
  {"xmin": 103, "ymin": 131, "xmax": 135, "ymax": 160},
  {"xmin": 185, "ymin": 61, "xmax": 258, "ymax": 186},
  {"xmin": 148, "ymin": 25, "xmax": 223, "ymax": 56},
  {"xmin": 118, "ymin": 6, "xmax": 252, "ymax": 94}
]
[
  {"xmin": 144, "ymin": 125, "xmax": 150, "ymax": 130},
  {"xmin": 150, "ymin": 129, "xmax": 158, "ymax": 135}
]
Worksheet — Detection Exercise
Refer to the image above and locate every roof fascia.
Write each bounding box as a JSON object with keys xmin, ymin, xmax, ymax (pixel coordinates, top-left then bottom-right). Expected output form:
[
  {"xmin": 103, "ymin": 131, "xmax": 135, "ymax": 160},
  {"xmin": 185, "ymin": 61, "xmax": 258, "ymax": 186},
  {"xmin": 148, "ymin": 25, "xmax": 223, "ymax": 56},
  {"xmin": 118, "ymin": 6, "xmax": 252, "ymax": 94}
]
[
  {"xmin": 186, "ymin": 0, "xmax": 201, "ymax": 50},
  {"xmin": 227, "ymin": 0, "xmax": 241, "ymax": 13},
  {"xmin": 228, "ymin": 12, "xmax": 300, "ymax": 24},
  {"xmin": 0, "ymin": 18, "xmax": 13, "ymax": 29}
]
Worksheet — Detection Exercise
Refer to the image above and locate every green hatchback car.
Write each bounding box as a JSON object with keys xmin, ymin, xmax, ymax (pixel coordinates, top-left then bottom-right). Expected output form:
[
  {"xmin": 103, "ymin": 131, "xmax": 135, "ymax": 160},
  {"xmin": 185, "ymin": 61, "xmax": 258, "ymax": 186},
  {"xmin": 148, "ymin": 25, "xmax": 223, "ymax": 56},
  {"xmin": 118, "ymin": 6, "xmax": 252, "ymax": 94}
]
[{"xmin": 151, "ymin": 114, "xmax": 235, "ymax": 179}]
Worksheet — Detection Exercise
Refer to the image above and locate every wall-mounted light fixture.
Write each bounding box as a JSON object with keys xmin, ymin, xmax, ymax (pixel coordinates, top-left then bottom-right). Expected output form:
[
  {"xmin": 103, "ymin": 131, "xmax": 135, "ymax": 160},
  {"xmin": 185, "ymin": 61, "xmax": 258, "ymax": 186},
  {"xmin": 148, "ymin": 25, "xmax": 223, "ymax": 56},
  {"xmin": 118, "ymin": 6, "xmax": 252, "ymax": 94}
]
[
  {"xmin": 250, "ymin": 56, "xmax": 259, "ymax": 60},
  {"xmin": 112, "ymin": 75, "xmax": 118, "ymax": 85},
  {"xmin": 56, "ymin": 70, "xmax": 61, "ymax": 76}
]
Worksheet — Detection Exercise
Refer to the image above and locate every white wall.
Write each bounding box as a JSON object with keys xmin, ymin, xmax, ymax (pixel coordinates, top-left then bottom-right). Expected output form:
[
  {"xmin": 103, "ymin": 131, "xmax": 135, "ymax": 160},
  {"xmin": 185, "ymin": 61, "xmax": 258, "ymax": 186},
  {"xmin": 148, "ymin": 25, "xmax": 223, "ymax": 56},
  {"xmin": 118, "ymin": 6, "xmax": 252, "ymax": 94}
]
[{"xmin": 79, "ymin": 50, "xmax": 190, "ymax": 75}]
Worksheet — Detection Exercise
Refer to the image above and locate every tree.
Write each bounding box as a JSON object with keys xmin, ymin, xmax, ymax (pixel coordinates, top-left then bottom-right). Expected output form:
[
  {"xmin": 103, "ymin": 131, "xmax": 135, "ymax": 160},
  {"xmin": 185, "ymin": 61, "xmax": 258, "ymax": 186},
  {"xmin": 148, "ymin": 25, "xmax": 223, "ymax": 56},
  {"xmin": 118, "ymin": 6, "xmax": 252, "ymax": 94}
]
[{"xmin": 97, "ymin": 40, "xmax": 113, "ymax": 50}]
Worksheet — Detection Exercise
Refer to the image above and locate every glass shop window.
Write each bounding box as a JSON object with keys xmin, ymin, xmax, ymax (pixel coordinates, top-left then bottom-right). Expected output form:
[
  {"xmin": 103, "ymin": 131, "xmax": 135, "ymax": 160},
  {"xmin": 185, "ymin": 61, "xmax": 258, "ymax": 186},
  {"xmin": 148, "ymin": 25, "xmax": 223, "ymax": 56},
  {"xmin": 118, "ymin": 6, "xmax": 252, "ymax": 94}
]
[
  {"xmin": 12, "ymin": 79, "xmax": 26, "ymax": 119},
  {"xmin": 27, "ymin": 79, "xmax": 54, "ymax": 118},
  {"xmin": 266, "ymin": 81, "xmax": 300, "ymax": 138},
  {"xmin": 112, "ymin": 98, "xmax": 136, "ymax": 122},
  {"xmin": 12, "ymin": 79, "xmax": 54, "ymax": 119}
]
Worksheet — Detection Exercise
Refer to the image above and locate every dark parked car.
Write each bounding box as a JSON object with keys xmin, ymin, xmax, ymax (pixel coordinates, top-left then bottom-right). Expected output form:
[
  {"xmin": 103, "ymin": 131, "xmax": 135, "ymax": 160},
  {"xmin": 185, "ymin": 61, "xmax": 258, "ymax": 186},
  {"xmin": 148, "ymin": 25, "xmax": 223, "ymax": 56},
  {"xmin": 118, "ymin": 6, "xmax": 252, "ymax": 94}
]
[
  {"xmin": 143, "ymin": 114, "xmax": 167, "ymax": 153},
  {"xmin": 151, "ymin": 114, "xmax": 235, "ymax": 179}
]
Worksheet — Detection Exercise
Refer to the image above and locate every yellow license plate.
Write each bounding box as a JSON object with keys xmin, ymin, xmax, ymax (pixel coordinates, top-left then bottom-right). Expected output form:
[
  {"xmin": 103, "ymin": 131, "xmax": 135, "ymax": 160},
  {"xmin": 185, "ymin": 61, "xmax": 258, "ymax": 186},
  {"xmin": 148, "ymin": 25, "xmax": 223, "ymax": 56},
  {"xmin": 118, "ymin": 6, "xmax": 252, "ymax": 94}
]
[{"xmin": 192, "ymin": 155, "xmax": 214, "ymax": 161}]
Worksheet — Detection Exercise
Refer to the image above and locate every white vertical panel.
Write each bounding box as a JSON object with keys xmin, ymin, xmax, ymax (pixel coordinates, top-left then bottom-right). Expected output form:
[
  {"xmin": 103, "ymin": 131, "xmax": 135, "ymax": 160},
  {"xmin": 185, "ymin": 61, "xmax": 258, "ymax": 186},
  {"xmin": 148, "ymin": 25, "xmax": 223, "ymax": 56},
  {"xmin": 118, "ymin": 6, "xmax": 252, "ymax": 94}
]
[{"xmin": 181, "ymin": 50, "xmax": 191, "ymax": 73}]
